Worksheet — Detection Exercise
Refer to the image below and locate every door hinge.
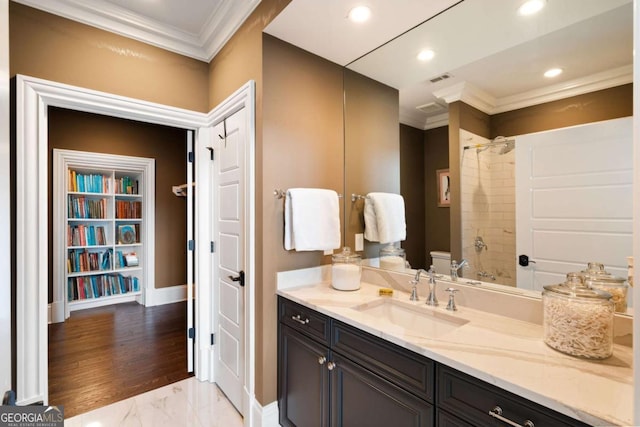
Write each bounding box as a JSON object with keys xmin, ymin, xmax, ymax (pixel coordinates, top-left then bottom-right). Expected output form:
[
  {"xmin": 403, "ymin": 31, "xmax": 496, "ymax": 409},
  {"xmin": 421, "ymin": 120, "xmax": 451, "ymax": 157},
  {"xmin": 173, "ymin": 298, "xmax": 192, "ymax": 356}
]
[
  {"xmin": 206, "ymin": 146, "xmax": 214, "ymax": 160},
  {"xmin": 211, "ymin": 333, "xmax": 215, "ymax": 345},
  {"xmin": 188, "ymin": 240, "xmax": 195, "ymax": 251},
  {"xmin": 188, "ymin": 327, "xmax": 195, "ymax": 339},
  {"xmin": 210, "ymin": 241, "xmax": 215, "ymax": 253},
  {"xmin": 188, "ymin": 151, "xmax": 194, "ymax": 163}
]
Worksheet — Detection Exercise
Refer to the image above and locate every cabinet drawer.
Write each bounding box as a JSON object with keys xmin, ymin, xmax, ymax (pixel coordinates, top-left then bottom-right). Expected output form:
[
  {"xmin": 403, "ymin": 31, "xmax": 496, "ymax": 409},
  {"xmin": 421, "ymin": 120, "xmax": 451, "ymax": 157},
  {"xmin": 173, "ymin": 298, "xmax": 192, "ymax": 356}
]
[
  {"xmin": 437, "ymin": 364, "xmax": 591, "ymax": 427},
  {"xmin": 332, "ymin": 320, "xmax": 434, "ymax": 403},
  {"xmin": 437, "ymin": 409, "xmax": 474, "ymax": 427},
  {"xmin": 279, "ymin": 297, "xmax": 331, "ymax": 346}
]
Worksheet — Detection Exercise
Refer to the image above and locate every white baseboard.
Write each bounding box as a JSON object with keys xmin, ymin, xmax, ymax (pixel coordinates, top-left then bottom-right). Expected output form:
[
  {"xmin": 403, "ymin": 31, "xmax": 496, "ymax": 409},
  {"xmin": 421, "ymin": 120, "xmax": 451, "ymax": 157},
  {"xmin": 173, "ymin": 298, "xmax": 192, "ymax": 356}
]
[
  {"xmin": 146, "ymin": 284, "xmax": 188, "ymax": 307},
  {"xmin": 249, "ymin": 399, "xmax": 279, "ymax": 427},
  {"xmin": 47, "ymin": 284, "xmax": 188, "ymax": 323}
]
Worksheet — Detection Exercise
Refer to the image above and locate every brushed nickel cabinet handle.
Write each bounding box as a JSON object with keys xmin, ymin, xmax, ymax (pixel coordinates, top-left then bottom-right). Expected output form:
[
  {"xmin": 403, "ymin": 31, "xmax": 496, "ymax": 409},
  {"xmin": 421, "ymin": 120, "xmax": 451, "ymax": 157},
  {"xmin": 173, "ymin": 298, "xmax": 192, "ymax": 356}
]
[
  {"xmin": 327, "ymin": 361, "xmax": 336, "ymax": 371},
  {"xmin": 291, "ymin": 314, "xmax": 309, "ymax": 325},
  {"xmin": 318, "ymin": 356, "xmax": 326, "ymax": 365},
  {"xmin": 489, "ymin": 406, "xmax": 535, "ymax": 427}
]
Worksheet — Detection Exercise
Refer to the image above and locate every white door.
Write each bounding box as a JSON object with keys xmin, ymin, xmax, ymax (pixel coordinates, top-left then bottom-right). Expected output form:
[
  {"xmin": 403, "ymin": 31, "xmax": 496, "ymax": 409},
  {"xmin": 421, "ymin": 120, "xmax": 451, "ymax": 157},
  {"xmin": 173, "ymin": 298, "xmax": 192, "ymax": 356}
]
[
  {"xmin": 516, "ymin": 117, "xmax": 633, "ymax": 292},
  {"xmin": 212, "ymin": 108, "xmax": 246, "ymax": 412}
]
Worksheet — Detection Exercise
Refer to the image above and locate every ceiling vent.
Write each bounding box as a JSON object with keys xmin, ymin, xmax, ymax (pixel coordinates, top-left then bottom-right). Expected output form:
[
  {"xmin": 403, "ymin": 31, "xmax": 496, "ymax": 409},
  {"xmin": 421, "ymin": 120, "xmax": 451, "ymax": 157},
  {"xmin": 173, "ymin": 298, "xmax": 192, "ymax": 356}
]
[
  {"xmin": 429, "ymin": 73, "xmax": 452, "ymax": 84},
  {"xmin": 416, "ymin": 101, "xmax": 447, "ymax": 114}
]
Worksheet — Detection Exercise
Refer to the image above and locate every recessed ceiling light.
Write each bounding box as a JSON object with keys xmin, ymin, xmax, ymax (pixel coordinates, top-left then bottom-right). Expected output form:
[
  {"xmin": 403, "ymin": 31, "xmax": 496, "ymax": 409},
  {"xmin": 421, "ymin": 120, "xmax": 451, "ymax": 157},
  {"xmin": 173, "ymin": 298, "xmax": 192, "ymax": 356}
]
[
  {"xmin": 417, "ymin": 49, "xmax": 435, "ymax": 61},
  {"xmin": 348, "ymin": 6, "xmax": 371, "ymax": 23},
  {"xmin": 544, "ymin": 68, "xmax": 563, "ymax": 78},
  {"xmin": 518, "ymin": 0, "xmax": 546, "ymax": 16}
]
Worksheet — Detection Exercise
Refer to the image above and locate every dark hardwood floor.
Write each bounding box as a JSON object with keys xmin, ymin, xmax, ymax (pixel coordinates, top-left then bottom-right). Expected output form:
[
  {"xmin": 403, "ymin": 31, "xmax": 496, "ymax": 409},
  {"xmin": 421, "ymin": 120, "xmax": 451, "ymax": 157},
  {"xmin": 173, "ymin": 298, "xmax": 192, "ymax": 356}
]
[{"xmin": 48, "ymin": 301, "xmax": 193, "ymax": 418}]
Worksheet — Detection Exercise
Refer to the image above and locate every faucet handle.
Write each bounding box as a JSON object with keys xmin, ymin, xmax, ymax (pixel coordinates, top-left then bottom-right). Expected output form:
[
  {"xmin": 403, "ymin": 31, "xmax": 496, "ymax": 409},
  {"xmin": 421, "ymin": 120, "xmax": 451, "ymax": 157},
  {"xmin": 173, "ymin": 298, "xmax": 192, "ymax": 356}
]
[
  {"xmin": 445, "ymin": 288, "xmax": 459, "ymax": 311},
  {"xmin": 409, "ymin": 279, "xmax": 419, "ymax": 301}
]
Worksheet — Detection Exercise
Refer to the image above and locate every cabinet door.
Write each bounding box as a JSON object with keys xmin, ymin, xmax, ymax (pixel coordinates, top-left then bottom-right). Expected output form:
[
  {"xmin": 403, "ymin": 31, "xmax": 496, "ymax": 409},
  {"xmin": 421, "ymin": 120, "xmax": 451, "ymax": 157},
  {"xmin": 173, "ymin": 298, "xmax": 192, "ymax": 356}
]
[
  {"xmin": 331, "ymin": 354, "xmax": 434, "ymax": 427},
  {"xmin": 279, "ymin": 325, "xmax": 330, "ymax": 427}
]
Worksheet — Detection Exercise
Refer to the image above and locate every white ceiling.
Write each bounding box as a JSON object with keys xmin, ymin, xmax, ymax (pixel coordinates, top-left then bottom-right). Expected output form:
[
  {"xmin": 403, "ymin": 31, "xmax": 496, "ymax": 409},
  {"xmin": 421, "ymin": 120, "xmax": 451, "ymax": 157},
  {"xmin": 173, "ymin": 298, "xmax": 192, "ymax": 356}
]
[
  {"xmin": 12, "ymin": 0, "xmax": 261, "ymax": 61},
  {"xmin": 265, "ymin": 0, "xmax": 634, "ymax": 130}
]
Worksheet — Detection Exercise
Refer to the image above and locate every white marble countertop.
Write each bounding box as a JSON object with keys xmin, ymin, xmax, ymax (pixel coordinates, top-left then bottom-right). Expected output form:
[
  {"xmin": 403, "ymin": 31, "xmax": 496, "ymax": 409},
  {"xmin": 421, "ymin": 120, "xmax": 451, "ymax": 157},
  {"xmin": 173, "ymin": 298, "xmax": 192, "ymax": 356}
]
[{"xmin": 277, "ymin": 281, "xmax": 633, "ymax": 427}]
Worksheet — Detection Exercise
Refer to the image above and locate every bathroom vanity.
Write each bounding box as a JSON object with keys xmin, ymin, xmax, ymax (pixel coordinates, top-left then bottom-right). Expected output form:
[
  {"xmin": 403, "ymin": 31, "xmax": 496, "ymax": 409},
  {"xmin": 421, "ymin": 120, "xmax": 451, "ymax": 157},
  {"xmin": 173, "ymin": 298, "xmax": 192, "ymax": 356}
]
[{"xmin": 276, "ymin": 272, "xmax": 633, "ymax": 426}]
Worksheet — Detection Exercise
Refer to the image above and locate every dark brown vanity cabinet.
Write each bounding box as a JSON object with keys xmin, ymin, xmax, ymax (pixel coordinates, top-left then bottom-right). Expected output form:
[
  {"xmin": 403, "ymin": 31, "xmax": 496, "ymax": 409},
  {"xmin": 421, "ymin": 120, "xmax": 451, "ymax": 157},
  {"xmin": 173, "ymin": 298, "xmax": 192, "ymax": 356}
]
[
  {"xmin": 437, "ymin": 365, "xmax": 591, "ymax": 427},
  {"xmin": 278, "ymin": 296, "xmax": 591, "ymax": 427},
  {"xmin": 278, "ymin": 297, "xmax": 434, "ymax": 426}
]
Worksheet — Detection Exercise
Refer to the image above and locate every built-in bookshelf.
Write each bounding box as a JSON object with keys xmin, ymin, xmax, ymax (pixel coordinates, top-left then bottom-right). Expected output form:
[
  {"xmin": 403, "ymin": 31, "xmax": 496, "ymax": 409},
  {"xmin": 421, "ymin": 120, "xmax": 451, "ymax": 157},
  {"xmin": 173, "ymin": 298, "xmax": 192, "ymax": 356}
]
[{"xmin": 53, "ymin": 149, "xmax": 155, "ymax": 321}]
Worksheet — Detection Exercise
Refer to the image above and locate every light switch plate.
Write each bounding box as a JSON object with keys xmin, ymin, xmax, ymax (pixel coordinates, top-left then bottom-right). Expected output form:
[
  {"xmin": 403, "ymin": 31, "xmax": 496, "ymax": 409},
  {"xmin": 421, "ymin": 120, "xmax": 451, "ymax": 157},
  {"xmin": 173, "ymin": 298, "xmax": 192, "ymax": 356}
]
[{"xmin": 355, "ymin": 233, "xmax": 364, "ymax": 251}]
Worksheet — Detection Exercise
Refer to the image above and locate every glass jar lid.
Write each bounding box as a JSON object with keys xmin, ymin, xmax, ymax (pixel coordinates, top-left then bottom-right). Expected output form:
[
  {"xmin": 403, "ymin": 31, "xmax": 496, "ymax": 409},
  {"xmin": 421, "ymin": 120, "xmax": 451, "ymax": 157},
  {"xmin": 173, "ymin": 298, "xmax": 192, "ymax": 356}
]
[
  {"xmin": 332, "ymin": 247, "xmax": 361, "ymax": 263},
  {"xmin": 543, "ymin": 272, "xmax": 612, "ymax": 300},
  {"xmin": 380, "ymin": 244, "xmax": 404, "ymax": 257},
  {"xmin": 584, "ymin": 274, "xmax": 628, "ymax": 288},
  {"xmin": 580, "ymin": 262, "xmax": 611, "ymax": 280}
]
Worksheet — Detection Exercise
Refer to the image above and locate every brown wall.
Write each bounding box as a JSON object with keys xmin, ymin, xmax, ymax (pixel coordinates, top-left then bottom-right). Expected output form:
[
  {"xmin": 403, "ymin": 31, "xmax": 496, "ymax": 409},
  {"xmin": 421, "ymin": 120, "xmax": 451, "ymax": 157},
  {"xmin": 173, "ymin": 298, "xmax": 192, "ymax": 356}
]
[
  {"xmin": 261, "ymin": 33, "xmax": 344, "ymax": 404},
  {"xmin": 48, "ymin": 107, "xmax": 187, "ymax": 300},
  {"xmin": 9, "ymin": 2, "xmax": 209, "ymax": 112},
  {"xmin": 424, "ymin": 126, "xmax": 450, "ymax": 265},
  {"xmin": 399, "ymin": 124, "xmax": 450, "ymax": 270},
  {"xmin": 491, "ymin": 83, "xmax": 633, "ymax": 137},
  {"xmin": 344, "ymin": 69, "xmax": 400, "ymax": 259},
  {"xmin": 399, "ymin": 124, "xmax": 426, "ymax": 268},
  {"xmin": 207, "ymin": 1, "xmax": 290, "ymax": 404}
]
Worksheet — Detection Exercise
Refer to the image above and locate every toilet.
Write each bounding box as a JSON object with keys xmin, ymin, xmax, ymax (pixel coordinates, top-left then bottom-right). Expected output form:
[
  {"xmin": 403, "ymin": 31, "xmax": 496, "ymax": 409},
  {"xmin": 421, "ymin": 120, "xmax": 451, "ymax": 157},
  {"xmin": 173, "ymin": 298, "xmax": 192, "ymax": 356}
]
[{"xmin": 430, "ymin": 251, "xmax": 451, "ymax": 275}]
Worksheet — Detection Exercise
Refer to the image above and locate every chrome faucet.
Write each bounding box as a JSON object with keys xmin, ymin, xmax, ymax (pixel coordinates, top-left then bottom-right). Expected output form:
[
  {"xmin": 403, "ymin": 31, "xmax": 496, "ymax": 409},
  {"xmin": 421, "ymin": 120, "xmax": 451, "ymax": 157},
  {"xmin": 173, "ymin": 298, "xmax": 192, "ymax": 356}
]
[
  {"xmin": 409, "ymin": 269, "xmax": 427, "ymax": 301},
  {"xmin": 425, "ymin": 265, "xmax": 438, "ymax": 306},
  {"xmin": 450, "ymin": 259, "xmax": 468, "ymax": 281},
  {"xmin": 445, "ymin": 288, "xmax": 459, "ymax": 311}
]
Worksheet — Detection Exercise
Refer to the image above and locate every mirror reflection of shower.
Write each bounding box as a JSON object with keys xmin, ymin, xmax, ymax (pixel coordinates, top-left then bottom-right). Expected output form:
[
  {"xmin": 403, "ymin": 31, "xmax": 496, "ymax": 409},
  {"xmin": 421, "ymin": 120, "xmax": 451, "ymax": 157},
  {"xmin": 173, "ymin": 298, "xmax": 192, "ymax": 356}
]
[{"xmin": 460, "ymin": 130, "xmax": 517, "ymax": 286}]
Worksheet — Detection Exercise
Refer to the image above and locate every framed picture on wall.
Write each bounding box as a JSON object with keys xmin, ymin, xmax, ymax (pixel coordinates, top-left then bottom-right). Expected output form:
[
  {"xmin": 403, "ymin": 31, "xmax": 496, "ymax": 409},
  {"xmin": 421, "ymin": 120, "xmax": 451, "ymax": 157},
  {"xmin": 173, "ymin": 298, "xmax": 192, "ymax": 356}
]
[{"xmin": 437, "ymin": 169, "xmax": 450, "ymax": 207}]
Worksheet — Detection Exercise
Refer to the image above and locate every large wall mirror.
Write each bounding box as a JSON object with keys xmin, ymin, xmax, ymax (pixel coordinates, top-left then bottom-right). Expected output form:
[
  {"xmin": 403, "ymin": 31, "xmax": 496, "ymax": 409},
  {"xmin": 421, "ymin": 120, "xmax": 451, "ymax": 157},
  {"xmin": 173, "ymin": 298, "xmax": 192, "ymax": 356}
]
[{"xmin": 344, "ymin": 0, "xmax": 634, "ymax": 311}]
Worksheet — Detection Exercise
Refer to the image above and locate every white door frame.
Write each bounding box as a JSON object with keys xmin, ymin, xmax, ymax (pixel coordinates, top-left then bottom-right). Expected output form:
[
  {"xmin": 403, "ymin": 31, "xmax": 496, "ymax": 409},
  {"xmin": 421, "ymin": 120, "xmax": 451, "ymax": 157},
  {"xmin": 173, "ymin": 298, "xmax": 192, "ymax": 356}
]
[{"xmin": 13, "ymin": 75, "xmax": 256, "ymax": 425}]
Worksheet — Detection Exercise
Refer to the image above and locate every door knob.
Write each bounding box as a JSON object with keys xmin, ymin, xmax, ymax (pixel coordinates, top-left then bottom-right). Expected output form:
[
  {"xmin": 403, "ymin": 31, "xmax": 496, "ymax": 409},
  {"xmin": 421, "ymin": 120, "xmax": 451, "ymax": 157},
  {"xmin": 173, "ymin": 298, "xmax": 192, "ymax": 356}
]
[
  {"xmin": 228, "ymin": 270, "xmax": 245, "ymax": 287},
  {"xmin": 518, "ymin": 255, "xmax": 536, "ymax": 267}
]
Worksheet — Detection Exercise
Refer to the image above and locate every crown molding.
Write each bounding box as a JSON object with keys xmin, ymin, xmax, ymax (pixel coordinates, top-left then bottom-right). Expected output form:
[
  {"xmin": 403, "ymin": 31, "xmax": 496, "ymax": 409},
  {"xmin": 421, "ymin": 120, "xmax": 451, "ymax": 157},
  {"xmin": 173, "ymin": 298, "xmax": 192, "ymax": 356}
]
[
  {"xmin": 433, "ymin": 65, "xmax": 633, "ymax": 115},
  {"xmin": 12, "ymin": 0, "xmax": 261, "ymax": 62}
]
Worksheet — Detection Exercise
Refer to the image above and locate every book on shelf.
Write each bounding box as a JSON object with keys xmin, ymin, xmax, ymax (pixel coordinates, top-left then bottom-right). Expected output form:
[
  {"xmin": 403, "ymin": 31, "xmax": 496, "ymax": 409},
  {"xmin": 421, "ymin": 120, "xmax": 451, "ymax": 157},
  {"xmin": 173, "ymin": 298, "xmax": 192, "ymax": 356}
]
[
  {"xmin": 67, "ymin": 273, "xmax": 140, "ymax": 301},
  {"xmin": 68, "ymin": 196, "xmax": 107, "ymax": 219},
  {"xmin": 67, "ymin": 248, "xmax": 112, "ymax": 273},
  {"xmin": 116, "ymin": 200, "xmax": 142, "ymax": 219},
  {"xmin": 67, "ymin": 225, "xmax": 107, "ymax": 246},
  {"xmin": 69, "ymin": 170, "xmax": 110, "ymax": 193},
  {"xmin": 115, "ymin": 176, "xmax": 139, "ymax": 195},
  {"xmin": 117, "ymin": 224, "xmax": 137, "ymax": 244},
  {"xmin": 115, "ymin": 250, "xmax": 140, "ymax": 268}
]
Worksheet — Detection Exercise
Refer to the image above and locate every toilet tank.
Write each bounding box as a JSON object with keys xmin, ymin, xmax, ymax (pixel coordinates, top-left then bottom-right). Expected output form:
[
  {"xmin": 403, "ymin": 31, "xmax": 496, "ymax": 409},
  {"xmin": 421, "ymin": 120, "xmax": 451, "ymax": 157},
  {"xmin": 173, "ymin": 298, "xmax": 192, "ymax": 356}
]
[{"xmin": 430, "ymin": 251, "xmax": 451, "ymax": 275}]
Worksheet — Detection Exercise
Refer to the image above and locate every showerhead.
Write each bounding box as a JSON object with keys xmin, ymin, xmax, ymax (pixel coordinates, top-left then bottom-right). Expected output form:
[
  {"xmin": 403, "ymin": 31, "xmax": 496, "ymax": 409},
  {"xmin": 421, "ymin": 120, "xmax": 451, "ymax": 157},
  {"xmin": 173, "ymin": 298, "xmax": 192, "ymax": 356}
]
[{"xmin": 498, "ymin": 140, "xmax": 515, "ymax": 155}]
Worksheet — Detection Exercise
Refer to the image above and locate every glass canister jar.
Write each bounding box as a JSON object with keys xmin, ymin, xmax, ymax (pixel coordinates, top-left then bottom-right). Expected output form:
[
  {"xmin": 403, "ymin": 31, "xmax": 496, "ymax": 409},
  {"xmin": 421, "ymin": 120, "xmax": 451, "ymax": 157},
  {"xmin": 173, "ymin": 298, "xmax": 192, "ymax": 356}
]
[
  {"xmin": 584, "ymin": 275, "xmax": 629, "ymax": 313},
  {"xmin": 542, "ymin": 273, "xmax": 614, "ymax": 359},
  {"xmin": 579, "ymin": 261, "xmax": 629, "ymax": 313},
  {"xmin": 379, "ymin": 244, "xmax": 407, "ymax": 272},
  {"xmin": 331, "ymin": 247, "xmax": 362, "ymax": 291}
]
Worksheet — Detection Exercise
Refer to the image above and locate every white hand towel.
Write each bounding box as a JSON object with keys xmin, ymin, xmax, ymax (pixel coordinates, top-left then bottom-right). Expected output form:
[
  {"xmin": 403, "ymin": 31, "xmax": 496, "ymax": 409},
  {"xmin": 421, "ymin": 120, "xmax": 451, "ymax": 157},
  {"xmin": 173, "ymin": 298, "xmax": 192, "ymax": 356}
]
[
  {"xmin": 363, "ymin": 192, "xmax": 406, "ymax": 244},
  {"xmin": 284, "ymin": 188, "xmax": 341, "ymax": 251}
]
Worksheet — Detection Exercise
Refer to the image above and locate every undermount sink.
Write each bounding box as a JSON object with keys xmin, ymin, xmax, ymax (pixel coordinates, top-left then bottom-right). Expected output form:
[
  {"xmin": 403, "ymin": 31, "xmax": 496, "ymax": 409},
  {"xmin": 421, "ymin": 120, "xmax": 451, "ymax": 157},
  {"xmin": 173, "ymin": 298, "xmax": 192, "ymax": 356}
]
[{"xmin": 352, "ymin": 299, "xmax": 469, "ymax": 338}]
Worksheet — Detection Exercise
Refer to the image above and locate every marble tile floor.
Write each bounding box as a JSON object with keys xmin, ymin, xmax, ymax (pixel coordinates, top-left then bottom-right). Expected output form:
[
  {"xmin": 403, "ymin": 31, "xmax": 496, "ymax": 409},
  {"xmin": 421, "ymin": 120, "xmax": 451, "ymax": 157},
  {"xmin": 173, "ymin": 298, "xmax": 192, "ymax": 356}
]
[{"xmin": 64, "ymin": 377, "xmax": 243, "ymax": 427}]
